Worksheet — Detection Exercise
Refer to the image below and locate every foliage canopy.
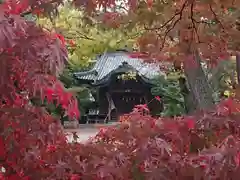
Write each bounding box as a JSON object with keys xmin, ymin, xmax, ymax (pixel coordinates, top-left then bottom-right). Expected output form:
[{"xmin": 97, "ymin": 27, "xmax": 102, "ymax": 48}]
[{"xmin": 37, "ymin": 3, "xmax": 140, "ymax": 68}]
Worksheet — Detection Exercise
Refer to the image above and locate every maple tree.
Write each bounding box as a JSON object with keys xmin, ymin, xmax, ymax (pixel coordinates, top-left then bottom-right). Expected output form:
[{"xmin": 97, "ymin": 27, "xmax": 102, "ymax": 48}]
[
  {"xmin": 10, "ymin": 0, "xmax": 240, "ymax": 62},
  {"xmin": 0, "ymin": 1, "xmax": 80, "ymax": 178},
  {"xmin": 1, "ymin": 0, "xmax": 240, "ymax": 180}
]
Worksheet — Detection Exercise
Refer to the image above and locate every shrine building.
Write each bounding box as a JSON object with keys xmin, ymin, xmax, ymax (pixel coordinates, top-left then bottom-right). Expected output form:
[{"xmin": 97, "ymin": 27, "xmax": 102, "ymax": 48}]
[{"xmin": 73, "ymin": 50, "xmax": 164, "ymax": 123}]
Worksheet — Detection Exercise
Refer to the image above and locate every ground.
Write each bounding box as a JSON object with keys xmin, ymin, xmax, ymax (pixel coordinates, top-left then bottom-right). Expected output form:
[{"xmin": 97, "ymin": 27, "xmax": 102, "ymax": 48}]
[
  {"xmin": 64, "ymin": 122, "xmax": 119, "ymax": 143},
  {"xmin": 65, "ymin": 127, "xmax": 99, "ymax": 143}
]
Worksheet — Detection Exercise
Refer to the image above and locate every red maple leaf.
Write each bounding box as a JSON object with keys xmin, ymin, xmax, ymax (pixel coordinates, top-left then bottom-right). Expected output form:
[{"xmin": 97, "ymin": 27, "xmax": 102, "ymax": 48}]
[
  {"xmin": 135, "ymin": 104, "xmax": 149, "ymax": 112},
  {"xmin": 128, "ymin": 52, "xmax": 149, "ymax": 59},
  {"xmin": 155, "ymin": 96, "xmax": 161, "ymax": 101},
  {"xmin": 54, "ymin": 33, "xmax": 65, "ymax": 46},
  {"xmin": 147, "ymin": 0, "xmax": 153, "ymax": 9},
  {"xmin": 0, "ymin": 173, "xmax": 4, "ymax": 180},
  {"xmin": 46, "ymin": 145, "xmax": 57, "ymax": 153},
  {"xmin": 0, "ymin": 137, "xmax": 6, "ymax": 158},
  {"xmin": 70, "ymin": 174, "xmax": 80, "ymax": 180},
  {"xmin": 68, "ymin": 39, "xmax": 76, "ymax": 47},
  {"xmin": 186, "ymin": 117, "xmax": 195, "ymax": 129},
  {"xmin": 32, "ymin": 8, "xmax": 44, "ymax": 16},
  {"xmin": 44, "ymin": 87, "xmax": 54, "ymax": 102}
]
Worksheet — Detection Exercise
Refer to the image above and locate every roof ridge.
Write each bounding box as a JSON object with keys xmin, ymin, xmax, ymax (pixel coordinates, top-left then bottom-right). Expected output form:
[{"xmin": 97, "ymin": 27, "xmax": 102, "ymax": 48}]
[{"xmin": 73, "ymin": 51, "xmax": 163, "ymax": 83}]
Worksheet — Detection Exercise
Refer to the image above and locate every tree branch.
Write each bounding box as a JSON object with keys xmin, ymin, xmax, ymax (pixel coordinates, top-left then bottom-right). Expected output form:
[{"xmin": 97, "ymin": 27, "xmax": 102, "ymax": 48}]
[
  {"xmin": 190, "ymin": 2, "xmax": 201, "ymax": 43},
  {"xmin": 158, "ymin": 1, "xmax": 187, "ymax": 51},
  {"xmin": 209, "ymin": 4, "xmax": 225, "ymax": 30},
  {"xmin": 144, "ymin": 0, "xmax": 187, "ymax": 31},
  {"xmin": 20, "ymin": 0, "xmax": 59, "ymax": 17}
]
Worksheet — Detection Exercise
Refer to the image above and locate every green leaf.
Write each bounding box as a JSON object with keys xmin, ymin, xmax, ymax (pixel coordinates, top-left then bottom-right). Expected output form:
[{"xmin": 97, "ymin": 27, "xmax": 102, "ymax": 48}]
[
  {"xmin": 37, "ymin": 3, "xmax": 140, "ymax": 69},
  {"xmin": 151, "ymin": 73, "xmax": 186, "ymax": 117}
]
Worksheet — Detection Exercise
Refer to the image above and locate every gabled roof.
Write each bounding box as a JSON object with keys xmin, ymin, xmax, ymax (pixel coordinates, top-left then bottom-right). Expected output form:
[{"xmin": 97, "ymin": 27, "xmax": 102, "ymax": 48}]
[{"xmin": 74, "ymin": 51, "xmax": 163, "ymax": 85}]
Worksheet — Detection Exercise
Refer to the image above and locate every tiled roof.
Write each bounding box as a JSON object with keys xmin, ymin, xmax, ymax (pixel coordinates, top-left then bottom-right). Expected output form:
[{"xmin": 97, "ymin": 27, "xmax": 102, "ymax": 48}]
[{"xmin": 74, "ymin": 51, "xmax": 163, "ymax": 83}]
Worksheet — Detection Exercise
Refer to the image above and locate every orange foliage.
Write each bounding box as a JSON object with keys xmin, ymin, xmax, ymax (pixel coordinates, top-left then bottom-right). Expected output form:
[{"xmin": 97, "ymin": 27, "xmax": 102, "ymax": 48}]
[{"xmin": 71, "ymin": 0, "xmax": 240, "ymax": 63}]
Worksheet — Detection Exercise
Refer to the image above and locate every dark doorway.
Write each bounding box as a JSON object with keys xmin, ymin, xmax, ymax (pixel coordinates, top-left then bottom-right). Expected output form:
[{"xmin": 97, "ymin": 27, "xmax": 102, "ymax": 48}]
[{"xmin": 112, "ymin": 92, "xmax": 146, "ymax": 115}]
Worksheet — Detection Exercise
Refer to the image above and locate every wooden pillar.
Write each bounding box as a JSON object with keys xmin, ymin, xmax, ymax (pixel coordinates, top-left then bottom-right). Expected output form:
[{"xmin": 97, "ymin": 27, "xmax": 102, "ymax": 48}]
[{"xmin": 98, "ymin": 87, "xmax": 108, "ymax": 115}]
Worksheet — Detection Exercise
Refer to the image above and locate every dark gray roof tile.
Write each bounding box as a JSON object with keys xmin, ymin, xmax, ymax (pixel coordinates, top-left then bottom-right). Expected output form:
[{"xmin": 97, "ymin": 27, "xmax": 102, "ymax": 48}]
[{"xmin": 74, "ymin": 51, "xmax": 163, "ymax": 82}]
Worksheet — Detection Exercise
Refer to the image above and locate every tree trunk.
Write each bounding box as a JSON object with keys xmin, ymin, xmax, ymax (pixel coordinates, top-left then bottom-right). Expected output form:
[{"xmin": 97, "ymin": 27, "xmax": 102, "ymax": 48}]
[
  {"xmin": 178, "ymin": 77, "xmax": 198, "ymax": 114},
  {"xmin": 236, "ymin": 53, "xmax": 240, "ymax": 84},
  {"xmin": 183, "ymin": 51, "xmax": 214, "ymax": 111},
  {"xmin": 173, "ymin": 61, "xmax": 197, "ymax": 114}
]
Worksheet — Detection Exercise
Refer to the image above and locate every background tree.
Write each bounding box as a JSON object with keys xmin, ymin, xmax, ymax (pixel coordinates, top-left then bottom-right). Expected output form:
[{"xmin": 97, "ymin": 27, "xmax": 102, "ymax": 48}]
[
  {"xmin": 208, "ymin": 57, "xmax": 237, "ymax": 99},
  {"xmin": 37, "ymin": 3, "xmax": 140, "ymax": 69}
]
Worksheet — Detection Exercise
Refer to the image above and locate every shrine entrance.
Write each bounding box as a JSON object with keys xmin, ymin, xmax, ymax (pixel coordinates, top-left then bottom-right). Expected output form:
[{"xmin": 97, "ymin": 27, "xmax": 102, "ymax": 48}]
[
  {"xmin": 112, "ymin": 92, "xmax": 146, "ymax": 114},
  {"xmin": 73, "ymin": 51, "xmax": 164, "ymax": 124}
]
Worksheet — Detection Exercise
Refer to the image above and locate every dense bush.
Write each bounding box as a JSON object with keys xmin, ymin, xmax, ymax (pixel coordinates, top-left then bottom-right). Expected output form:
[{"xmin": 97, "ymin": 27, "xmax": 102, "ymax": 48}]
[
  {"xmin": 2, "ymin": 92, "xmax": 240, "ymax": 179},
  {"xmin": 151, "ymin": 74, "xmax": 186, "ymax": 117},
  {"xmin": 85, "ymin": 99, "xmax": 240, "ymax": 180}
]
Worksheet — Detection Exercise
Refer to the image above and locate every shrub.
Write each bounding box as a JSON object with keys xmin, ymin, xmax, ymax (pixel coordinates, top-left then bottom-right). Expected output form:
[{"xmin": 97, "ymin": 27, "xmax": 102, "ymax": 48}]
[
  {"xmin": 151, "ymin": 74, "xmax": 186, "ymax": 117},
  {"xmin": 83, "ymin": 98, "xmax": 240, "ymax": 179},
  {"xmin": 2, "ymin": 97, "xmax": 240, "ymax": 179}
]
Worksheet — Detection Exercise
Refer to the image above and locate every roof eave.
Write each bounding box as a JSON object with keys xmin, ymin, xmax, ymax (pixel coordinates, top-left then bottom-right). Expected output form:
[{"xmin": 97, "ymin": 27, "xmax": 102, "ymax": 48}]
[{"xmin": 93, "ymin": 65, "xmax": 155, "ymax": 86}]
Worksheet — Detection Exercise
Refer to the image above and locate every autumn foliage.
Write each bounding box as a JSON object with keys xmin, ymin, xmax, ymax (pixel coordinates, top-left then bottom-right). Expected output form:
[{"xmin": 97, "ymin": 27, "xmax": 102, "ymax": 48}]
[
  {"xmin": 1, "ymin": 0, "xmax": 240, "ymax": 180},
  {"xmin": 0, "ymin": 2, "xmax": 79, "ymax": 179}
]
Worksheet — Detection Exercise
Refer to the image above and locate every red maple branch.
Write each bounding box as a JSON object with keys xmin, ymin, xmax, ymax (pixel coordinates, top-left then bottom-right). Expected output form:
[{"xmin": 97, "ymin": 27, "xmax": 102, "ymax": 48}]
[
  {"xmin": 190, "ymin": 2, "xmax": 201, "ymax": 43},
  {"xmin": 144, "ymin": 0, "xmax": 187, "ymax": 31},
  {"xmin": 209, "ymin": 4, "xmax": 225, "ymax": 30},
  {"xmin": 158, "ymin": 1, "xmax": 188, "ymax": 51}
]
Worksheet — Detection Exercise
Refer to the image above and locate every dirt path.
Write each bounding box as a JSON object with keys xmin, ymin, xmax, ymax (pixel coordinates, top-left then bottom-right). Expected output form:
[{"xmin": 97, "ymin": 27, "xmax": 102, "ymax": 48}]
[
  {"xmin": 64, "ymin": 122, "xmax": 119, "ymax": 143},
  {"xmin": 65, "ymin": 128, "xmax": 99, "ymax": 143}
]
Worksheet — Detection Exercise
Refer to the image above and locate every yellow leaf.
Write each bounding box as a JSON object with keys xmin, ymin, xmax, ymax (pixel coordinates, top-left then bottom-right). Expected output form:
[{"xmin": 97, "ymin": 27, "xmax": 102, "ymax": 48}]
[
  {"xmin": 108, "ymin": 39, "xmax": 117, "ymax": 48},
  {"xmin": 37, "ymin": 2, "xmax": 139, "ymax": 69},
  {"xmin": 224, "ymin": 90, "xmax": 230, "ymax": 97}
]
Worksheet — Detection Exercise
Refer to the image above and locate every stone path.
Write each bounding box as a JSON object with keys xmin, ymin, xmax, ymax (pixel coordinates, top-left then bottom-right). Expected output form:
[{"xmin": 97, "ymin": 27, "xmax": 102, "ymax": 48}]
[
  {"xmin": 65, "ymin": 128, "xmax": 99, "ymax": 143},
  {"xmin": 64, "ymin": 122, "xmax": 119, "ymax": 143}
]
